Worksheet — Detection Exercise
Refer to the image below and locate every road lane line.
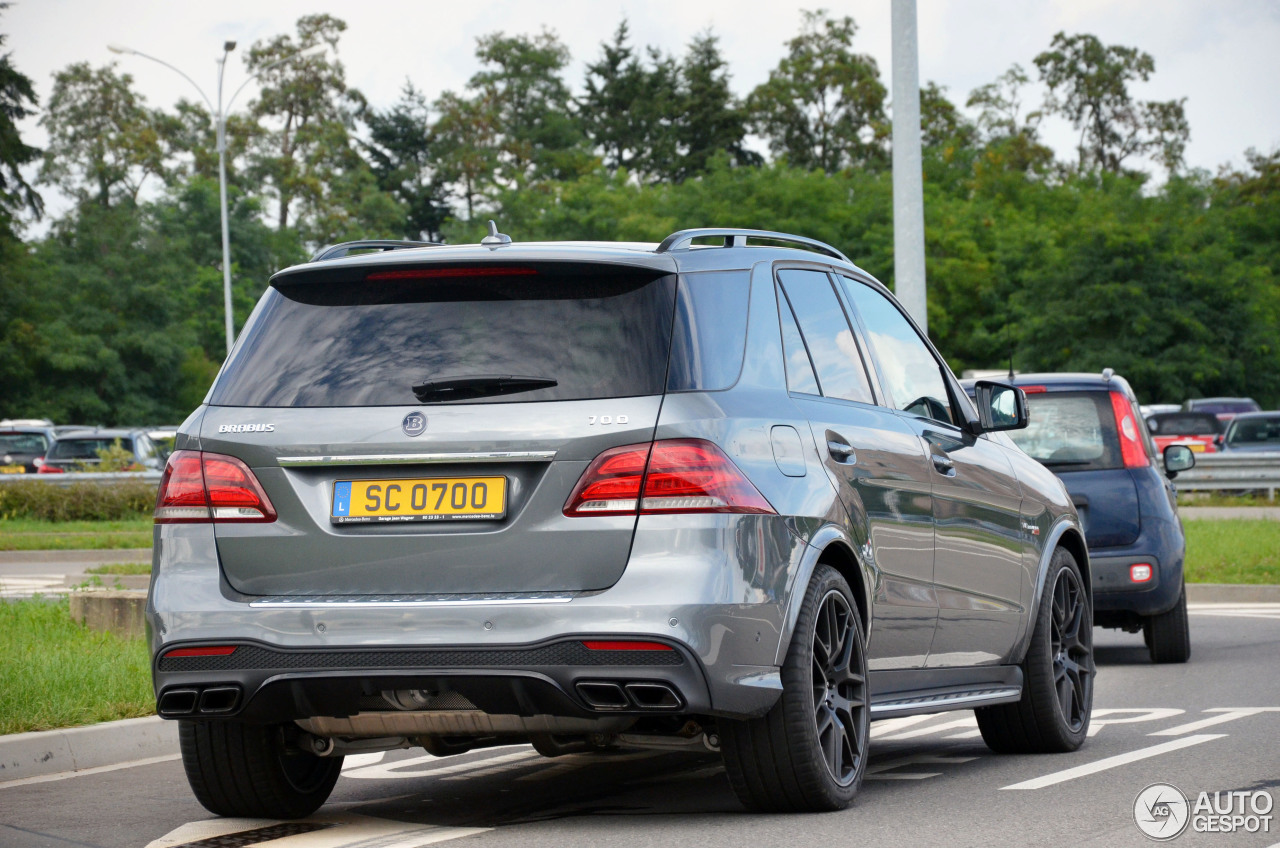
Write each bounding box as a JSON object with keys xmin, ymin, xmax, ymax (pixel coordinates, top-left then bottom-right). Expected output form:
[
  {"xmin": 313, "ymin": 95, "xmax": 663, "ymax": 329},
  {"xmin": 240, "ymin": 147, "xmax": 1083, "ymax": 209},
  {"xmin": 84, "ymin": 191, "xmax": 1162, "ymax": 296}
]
[
  {"xmin": 869, "ymin": 714, "xmax": 941, "ymax": 737},
  {"xmin": 342, "ymin": 749, "xmax": 538, "ymax": 780},
  {"xmin": 876, "ymin": 717, "xmax": 977, "ymax": 741},
  {"xmin": 1000, "ymin": 734, "xmax": 1226, "ymax": 790},
  {"xmin": 1150, "ymin": 707, "xmax": 1280, "ymax": 736},
  {"xmin": 0, "ymin": 754, "xmax": 180, "ymax": 789}
]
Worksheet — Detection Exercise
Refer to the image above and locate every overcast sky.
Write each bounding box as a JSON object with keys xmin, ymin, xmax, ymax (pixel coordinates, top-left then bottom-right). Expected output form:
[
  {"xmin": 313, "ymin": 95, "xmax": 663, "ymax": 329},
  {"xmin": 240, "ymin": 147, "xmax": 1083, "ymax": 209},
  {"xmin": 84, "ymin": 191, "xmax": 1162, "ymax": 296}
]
[{"xmin": 6, "ymin": 0, "xmax": 1280, "ymax": 212}]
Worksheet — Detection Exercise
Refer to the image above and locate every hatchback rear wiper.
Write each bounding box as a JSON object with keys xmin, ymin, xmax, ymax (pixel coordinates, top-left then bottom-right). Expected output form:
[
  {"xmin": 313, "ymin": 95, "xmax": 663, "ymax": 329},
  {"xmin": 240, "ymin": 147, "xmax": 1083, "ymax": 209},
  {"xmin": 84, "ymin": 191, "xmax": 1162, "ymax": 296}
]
[{"xmin": 411, "ymin": 374, "xmax": 558, "ymax": 403}]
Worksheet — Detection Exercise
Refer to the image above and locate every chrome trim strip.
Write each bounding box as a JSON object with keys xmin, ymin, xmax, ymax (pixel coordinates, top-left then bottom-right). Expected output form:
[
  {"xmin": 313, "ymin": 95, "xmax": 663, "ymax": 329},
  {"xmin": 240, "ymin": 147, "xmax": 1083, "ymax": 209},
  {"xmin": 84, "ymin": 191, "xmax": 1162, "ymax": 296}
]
[
  {"xmin": 869, "ymin": 687, "xmax": 1021, "ymax": 714},
  {"xmin": 277, "ymin": 450, "xmax": 557, "ymax": 467},
  {"xmin": 248, "ymin": 596, "xmax": 575, "ymax": 609}
]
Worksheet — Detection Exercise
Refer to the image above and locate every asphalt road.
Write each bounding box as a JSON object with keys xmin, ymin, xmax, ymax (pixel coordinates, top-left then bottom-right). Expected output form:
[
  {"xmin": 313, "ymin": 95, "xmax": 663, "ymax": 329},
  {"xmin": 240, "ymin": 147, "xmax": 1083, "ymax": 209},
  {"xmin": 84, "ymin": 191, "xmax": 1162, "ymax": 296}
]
[{"xmin": 2, "ymin": 604, "xmax": 1278, "ymax": 848}]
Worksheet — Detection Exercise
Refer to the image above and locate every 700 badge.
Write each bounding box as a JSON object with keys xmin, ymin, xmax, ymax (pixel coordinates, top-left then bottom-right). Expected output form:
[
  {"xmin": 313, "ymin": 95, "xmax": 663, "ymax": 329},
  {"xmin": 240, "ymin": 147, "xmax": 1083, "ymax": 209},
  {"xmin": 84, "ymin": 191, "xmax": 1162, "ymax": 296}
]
[{"xmin": 332, "ymin": 476, "xmax": 507, "ymax": 523}]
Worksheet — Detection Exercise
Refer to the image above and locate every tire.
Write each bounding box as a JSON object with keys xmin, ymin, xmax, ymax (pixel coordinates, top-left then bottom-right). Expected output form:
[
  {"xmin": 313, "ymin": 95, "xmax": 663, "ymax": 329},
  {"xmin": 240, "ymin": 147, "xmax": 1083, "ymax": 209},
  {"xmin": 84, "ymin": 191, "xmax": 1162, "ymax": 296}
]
[
  {"xmin": 1144, "ymin": 583, "xmax": 1190, "ymax": 664},
  {"xmin": 720, "ymin": 564, "xmax": 869, "ymax": 812},
  {"xmin": 977, "ymin": 547, "xmax": 1094, "ymax": 754},
  {"xmin": 179, "ymin": 720, "xmax": 342, "ymax": 819}
]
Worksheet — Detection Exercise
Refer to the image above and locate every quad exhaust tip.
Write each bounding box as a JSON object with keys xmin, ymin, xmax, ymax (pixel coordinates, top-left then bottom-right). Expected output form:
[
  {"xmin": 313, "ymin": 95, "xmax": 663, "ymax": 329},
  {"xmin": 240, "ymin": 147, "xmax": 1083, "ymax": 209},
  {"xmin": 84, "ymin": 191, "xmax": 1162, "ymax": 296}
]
[
  {"xmin": 575, "ymin": 681, "xmax": 683, "ymax": 711},
  {"xmin": 158, "ymin": 685, "xmax": 241, "ymax": 717}
]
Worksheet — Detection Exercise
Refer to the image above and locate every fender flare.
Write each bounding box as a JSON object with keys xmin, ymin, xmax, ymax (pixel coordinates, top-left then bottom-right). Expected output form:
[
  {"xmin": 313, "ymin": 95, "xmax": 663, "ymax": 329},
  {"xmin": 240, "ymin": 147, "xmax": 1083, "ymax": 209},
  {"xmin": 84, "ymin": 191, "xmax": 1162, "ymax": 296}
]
[
  {"xmin": 773, "ymin": 522, "xmax": 876, "ymax": 667},
  {"xmin": 1011, "ymin": 515, "xmax": 1090, "ymax": 663}
]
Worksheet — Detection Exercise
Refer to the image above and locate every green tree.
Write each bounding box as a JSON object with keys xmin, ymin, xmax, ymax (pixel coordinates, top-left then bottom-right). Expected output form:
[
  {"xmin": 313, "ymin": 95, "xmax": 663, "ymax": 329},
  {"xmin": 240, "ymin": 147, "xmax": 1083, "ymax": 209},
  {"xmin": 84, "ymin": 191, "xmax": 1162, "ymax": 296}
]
[
  {"xmin": 38, "ymin": 63, "xmax": 168, "ymax": 208},
  {"xmin": 674, "ymin": 32, "xmax": 758, "ymax": 179},
  {"xmin": 360, "ymin": 82, "xmax": 450, "ymax": 241},
  {"xmin": 431, "ymin": 89, "xmax": 497, "ymax": 221},
  {"xmin": 747, "ymin": 10, "xmax": 887, "ymax": 173},
  {"xmin": 0, "ymin": 8, "xmax": 42, "ymax": 234},
  {"xmin": 1034, "ymin": 32, "xmax": 1189, "ymax": 174}
]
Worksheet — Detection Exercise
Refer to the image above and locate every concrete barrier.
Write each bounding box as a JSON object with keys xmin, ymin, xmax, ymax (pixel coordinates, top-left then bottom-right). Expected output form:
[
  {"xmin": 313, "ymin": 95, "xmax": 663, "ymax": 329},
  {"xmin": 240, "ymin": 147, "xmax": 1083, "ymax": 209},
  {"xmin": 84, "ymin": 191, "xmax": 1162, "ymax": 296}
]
[{"xmin": 69, "ymin": 589, "xmax": 147, "ymax": 639}]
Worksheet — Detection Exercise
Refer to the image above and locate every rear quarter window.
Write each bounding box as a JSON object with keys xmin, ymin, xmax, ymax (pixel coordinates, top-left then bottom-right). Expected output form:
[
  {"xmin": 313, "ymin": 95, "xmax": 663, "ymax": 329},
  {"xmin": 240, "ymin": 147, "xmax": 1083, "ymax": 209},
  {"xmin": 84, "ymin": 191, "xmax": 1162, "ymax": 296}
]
[{"xmin": 666, "ymin": 270, "xmax": 750, "ymax": 392}]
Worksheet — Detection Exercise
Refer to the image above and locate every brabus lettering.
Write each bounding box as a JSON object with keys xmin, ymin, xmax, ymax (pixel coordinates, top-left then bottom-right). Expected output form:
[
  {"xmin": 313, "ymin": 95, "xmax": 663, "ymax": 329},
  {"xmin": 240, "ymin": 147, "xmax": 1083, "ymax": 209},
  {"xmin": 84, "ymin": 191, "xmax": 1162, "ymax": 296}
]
[{"xmin": 217, "ymin": 424, "xmax": 276, "ymax": 434}]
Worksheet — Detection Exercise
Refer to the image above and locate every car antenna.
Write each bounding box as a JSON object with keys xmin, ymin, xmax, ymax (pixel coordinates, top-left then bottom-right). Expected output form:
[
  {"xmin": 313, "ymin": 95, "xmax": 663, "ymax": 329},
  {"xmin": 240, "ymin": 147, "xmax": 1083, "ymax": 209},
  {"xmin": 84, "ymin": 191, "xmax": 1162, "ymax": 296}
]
[
  {"xmin": 480, "ymin": 220, "xmax": 512, "ymax": 249},
  {"xmin": 1008, "ymin": 353, "xmax": 1015, "ymax": 382}
]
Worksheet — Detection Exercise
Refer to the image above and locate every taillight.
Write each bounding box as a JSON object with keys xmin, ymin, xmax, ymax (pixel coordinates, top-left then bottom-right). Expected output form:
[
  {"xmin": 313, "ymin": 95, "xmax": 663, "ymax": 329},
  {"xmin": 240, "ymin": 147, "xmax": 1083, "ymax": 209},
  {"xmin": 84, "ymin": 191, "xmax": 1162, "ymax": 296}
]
[
  {"xmin": 1110, "ymin": 391, "xmax": 1149, "ymax": 469},
  {"xmin": 37, "ymin": 461, "xmax": 63, "ymax": 474},
  {"xmin": 155, "ymin": 449, "xmax": 276, "ymax": 523},
  {"xmin": 564, "ymin": 439, "xmax": 774, "ymax": 517}
]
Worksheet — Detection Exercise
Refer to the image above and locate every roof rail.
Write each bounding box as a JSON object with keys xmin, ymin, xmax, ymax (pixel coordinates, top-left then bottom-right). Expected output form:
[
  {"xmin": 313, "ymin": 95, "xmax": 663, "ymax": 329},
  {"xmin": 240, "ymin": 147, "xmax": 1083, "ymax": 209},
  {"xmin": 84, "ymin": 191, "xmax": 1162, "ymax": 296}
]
[
  {"xmin": 310, "ymin": 239, "xmax": 442, "ymax": 263},
  {"xmin": 655, "ymin": 228, "xmax": 851, "ymax": 264}
]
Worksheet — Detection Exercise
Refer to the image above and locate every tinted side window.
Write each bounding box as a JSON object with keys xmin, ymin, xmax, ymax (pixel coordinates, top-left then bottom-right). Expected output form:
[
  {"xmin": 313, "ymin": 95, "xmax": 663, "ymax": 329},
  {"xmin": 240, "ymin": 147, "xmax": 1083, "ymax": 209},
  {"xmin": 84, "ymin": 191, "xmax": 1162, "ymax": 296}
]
[
  {"xmin": 840, "ymin": 277, "xmax": 955, "ymax": 425},
  {"xmin": 667, "ymin": 271, "xmax": 750, "ymax": 392},
  {"xmin": 777, "ymin": 289, "xmax": 820, "ymax": 395},
  {"xmin": 777, "ymin": 270, "xmax": 874, "ymax": 404}
]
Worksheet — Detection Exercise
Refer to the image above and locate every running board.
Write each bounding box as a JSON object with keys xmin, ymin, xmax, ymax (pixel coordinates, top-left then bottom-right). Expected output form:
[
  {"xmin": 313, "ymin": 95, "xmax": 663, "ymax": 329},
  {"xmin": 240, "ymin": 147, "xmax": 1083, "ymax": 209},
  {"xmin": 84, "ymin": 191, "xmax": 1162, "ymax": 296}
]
[{"xmin": 868, "ymin": 665, "xmax": 1023, "ymax": 719}]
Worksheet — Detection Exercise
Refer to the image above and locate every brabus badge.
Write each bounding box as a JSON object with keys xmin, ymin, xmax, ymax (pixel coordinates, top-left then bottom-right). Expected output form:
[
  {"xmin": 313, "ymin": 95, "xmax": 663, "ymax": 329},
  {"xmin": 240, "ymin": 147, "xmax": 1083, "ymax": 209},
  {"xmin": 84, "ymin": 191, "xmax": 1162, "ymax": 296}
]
[
  {"xmin": 218, "ymin": 423, "xmax": 275, "ymax": 433},
  {"xmin": 402, "ymin": 411, "xmax": 427, "ymax": 437}
]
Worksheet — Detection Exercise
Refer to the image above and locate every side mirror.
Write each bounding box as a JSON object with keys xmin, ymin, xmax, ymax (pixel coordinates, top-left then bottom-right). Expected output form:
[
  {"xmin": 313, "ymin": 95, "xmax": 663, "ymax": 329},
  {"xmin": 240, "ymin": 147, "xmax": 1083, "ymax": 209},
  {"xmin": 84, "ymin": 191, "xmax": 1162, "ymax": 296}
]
[
  {"xmin": 972, "ymin": 380, "xmax": 1028, "ymax": 433},
  {"xmin": 1163, "ymin": 444, "xmax": 1195, "ymax": 478}
]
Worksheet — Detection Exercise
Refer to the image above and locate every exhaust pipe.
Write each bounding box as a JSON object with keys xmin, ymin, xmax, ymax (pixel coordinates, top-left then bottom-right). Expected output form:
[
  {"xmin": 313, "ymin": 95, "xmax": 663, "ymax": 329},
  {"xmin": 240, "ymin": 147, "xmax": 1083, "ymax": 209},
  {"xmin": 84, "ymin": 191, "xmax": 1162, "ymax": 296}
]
[
  {"xmin": 624, "ymin": 682, "xmax": 682, "ymax": 710},
  {"xmin": 575, "ymin": 682, "xmax": 629, "ymax": 710}
]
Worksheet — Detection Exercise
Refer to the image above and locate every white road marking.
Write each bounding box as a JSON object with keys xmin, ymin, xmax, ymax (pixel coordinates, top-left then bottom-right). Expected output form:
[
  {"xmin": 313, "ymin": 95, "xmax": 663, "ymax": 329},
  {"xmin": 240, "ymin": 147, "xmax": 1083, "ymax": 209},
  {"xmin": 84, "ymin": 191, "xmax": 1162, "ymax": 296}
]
[
  {"xmin": 1149, "ymin": 707, "xmax": 1280, "ymax": 736},
  {"xmin": 869, "ymin": 714, "xmax": 942, "ymax": 737},
  {"xmin": 145, "ymin": 813, "xmax": 488, "ymax": 848},
  {"xmin": 876, "ymin": 716, "xmax": 977, "ymax": 741},
  {"xmin": 1086, "ymin": 708, "xmax": 1185, "ymax": 737},
  {"xmin": 1000, "ymin": 734, "xmax": 1226, "ymax": 790},
  {"xmin": 0, "ymin": 754, "xmax": 180, "ymax": 790},
  {"xmin": 341, "ymin": 752, "xmax": 388, "ymax": 770},
  {"xmin": 1188, "ymin": 603, "xmax": 1280, "ymax": 621},
  {"xmin": 342, "ymin": 748, "xmax": 538, "ymax": 781},
  {"xmin": 943, "ymin": 729, "xmax": 983, "ymax": 739},
  {"xmin": 0, "ymin": 575, "xmax": 65, "ymax": 598},
  {"xmin": 866, "ymin": 753, "xmax": 977, "ymax": 781}
]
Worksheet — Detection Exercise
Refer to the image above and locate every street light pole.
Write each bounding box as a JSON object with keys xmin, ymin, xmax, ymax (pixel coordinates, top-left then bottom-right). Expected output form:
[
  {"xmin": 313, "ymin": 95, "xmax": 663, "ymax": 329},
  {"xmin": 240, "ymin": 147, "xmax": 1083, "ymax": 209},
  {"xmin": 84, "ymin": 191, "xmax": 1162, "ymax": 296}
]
[
  {"xmin": 107, "ymin": 42, "xmax": 325, "ymax": 356},
  {"xmin": 891, "ymin": 0, "xmax": 928, "ymax": 335}
]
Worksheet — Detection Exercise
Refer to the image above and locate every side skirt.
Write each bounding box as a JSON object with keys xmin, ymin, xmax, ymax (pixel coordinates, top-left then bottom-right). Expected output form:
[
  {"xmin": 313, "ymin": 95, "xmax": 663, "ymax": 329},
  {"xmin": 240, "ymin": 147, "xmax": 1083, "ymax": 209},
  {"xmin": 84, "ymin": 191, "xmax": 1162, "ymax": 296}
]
[{"xmin": 869, "ymin": 665, "xmax": 1023, "ymax": 720}]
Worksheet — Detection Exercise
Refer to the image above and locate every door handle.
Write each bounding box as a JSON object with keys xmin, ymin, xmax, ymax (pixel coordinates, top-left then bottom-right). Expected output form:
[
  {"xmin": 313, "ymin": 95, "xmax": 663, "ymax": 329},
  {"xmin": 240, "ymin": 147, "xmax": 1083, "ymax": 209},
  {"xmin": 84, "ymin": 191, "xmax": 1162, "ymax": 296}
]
[
  {"xmin": 826, "ymin": 433, "xmax": 856, "ymax": 464},
  {"xmin": 931, "ymin": 453, "xmax": 955, "ymax": 475}
]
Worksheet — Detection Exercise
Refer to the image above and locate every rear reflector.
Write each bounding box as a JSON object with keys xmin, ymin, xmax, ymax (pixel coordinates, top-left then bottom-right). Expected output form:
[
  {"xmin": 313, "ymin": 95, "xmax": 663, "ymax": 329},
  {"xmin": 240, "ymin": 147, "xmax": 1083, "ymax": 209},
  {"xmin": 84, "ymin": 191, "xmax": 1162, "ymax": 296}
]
[
  {"xmin": 155, "ymin": 450, "xmax": 276, "ymax": 523},
  {"xmin": 564, "ymin": 439, "xmax": 774, "ymax": 517},
  {"xmin": 366, "ymin": 266, "xmax": 538, "ymax": 281},
  {"xmin": 1110, "ymin": 391, "xmax": 1150, "ymax": 469},
  {"xmin": 582, "ymin": 641, "xmax": 674, "ymax": 651},
  {"xmin": 1130, "ymin": 564, "xmax": 1153, "ymax": 583},
  {"xmin": 164, "ymin": 646, "xmax": 238, "ymax": 658}
]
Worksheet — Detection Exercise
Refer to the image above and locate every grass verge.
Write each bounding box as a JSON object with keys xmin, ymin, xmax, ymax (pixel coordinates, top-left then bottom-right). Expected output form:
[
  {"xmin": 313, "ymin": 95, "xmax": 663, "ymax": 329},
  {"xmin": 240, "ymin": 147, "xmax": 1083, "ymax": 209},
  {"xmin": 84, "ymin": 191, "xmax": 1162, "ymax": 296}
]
[
  {"xmin": 84, "ymin": 562, "xmax": 152, "ymax": 576},
  {"xmin": 0, "ymin": 518, "xmax": 153, "ymax": 551},
  {"xmin": 1178, "ymin": 492, "xmax": 1278, "ymax": 508},
  {"xmin": 0, "ymin": 597, "xmax": 153, "ymax": 734},
  {"xmin": 1183, "ymin": 519, "xmax": 1280, "ymax": 584}
]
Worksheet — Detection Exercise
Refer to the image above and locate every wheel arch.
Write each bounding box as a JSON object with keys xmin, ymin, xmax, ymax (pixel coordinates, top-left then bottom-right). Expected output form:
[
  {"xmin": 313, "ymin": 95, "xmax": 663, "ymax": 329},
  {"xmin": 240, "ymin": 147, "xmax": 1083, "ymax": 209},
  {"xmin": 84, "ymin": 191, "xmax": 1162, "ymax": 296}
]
[
  {"xmin": 774, "ymin": 525, "xmax": 873, "ymax": 667},
  {"xmin": 1012, "ymin": 516, "xmax": 1090, "ymax": 663}
]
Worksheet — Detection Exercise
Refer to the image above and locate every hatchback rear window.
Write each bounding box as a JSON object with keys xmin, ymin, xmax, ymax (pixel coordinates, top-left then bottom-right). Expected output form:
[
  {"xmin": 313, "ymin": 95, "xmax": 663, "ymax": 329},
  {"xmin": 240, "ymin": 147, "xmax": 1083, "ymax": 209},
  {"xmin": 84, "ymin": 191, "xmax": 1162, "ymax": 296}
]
[
  {"xmin": 1007, "ymin": 392, "xmax": 1123, "ymax": 471},
  {"xmin": 1147, "ymin": 413, "xmax": 1222, "ymax": 435},
  {"xmin": 1225, "ymin": 417, "xmax": 1280, "ymax": 448},
  {"xmin": 0, "ymin": 433, "xmax": 47, "ymax": 453},
  {"xmin": 211, "ymin": 268, "xmax": 678, "ymax": 408},
  {"xmin": 49, "ymin": 438, "xmax": 132, "ymax": 460}
]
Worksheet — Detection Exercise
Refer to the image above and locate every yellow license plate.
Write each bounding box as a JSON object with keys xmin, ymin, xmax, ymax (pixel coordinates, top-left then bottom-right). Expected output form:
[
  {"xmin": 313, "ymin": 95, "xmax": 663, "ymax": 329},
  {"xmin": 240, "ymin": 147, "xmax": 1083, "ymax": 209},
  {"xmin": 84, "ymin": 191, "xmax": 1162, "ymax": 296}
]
[
  {"xmin": 331, "ymin": 476, "xmax": 506, "ymax": 524},
  {"xmin": 1188, "ymin": 442, "xmax": 1207, "ymax": 452},
  {"xmin": 0, "ymin": 465, "xmax": 25, "ymax": 474}
]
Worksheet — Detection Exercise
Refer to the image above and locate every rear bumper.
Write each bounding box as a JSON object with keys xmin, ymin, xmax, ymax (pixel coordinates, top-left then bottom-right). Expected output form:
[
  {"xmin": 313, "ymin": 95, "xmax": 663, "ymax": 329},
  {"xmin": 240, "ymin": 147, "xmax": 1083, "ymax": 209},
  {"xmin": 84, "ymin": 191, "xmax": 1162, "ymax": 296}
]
[{"xmin": 148, "ymin": 514, "xmax": 804, "ymax": 725}]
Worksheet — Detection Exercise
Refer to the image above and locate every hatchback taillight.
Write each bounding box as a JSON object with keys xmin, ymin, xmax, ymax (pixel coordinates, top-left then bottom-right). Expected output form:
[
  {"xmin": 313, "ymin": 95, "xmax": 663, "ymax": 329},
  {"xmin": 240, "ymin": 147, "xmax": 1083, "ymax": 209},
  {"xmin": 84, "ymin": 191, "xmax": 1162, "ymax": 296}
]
[
  {"xmin": 564, "ymin": 439, "xmax": 774, "ymax": 517},
  {"xmin": 155, "ymin": 449, "xmax": 276, "ymax": 523},
  {"xmin": 1110, "ymin": 391, "xmax": 1150, "ymax": 469},
  {"xmin": 37, "ymin": 460, "xmax": 62, "ymax": 473}
]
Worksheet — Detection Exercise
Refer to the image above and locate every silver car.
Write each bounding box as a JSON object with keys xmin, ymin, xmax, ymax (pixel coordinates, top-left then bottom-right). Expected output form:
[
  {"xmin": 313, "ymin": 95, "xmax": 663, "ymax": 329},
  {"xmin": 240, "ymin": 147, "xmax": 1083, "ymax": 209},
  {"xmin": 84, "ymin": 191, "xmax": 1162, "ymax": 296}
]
[{"xmin": 149, "ymin": 227, "xmax": 1092, "ymax": 817}]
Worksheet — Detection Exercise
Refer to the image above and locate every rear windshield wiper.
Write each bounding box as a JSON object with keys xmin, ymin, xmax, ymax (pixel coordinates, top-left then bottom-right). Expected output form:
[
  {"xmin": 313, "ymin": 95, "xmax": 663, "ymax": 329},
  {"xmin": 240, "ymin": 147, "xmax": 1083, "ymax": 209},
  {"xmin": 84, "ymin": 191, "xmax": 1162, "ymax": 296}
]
[
  {"xmin": 1038, "ymin": 459, "xmax": 1095, "ymax": 467},
  {"xmin": 411, "ymin": 374, "xmax": 558, "ymax": 403}
]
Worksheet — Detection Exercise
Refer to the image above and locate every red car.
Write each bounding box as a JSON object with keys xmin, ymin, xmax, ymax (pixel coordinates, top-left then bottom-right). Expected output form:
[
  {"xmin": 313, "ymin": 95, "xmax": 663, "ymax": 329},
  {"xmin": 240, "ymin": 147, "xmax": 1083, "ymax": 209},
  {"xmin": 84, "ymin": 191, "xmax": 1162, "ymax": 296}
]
[{"xmin": 1146, "ymin": 411, "xmax": 1223, "ymax": 454}]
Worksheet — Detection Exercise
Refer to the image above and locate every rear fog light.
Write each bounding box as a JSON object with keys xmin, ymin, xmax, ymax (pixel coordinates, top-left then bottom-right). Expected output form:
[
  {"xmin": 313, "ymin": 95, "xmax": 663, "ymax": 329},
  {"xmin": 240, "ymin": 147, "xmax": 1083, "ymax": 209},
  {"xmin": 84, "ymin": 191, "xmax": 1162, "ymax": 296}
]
[{"xmin": 1130, "ymin": 564, "xmax": 1153, "ymax": 583}]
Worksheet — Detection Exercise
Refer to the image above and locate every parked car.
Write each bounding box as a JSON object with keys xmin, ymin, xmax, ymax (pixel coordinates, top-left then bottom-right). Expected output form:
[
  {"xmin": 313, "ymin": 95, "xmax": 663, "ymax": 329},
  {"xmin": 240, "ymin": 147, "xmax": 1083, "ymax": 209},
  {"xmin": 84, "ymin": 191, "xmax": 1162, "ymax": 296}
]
[
  {"xmin": 39, "ymin": 428, "xmax": 165, "ymax": 473},
  {"xmin": 1140, "ymin": 403, "xmax": 1181, "ymax": 420},
  {"xmin": 1217, "ymin": 411, "xmax": 1280, "ymax": 452},
  {"xmin": 0, "ymin": 425, "xmax": 56, "ymax": 473},
  {"xmin": 1146, "ymin": 411, "xmax": 1223, "ymax": 454},
  {"xmin": 964, "ymin": 370, "xmax": 1194, "ymax": 666},
  {"xmin": 1183, "ymin": 397, "xmax": 1261, "ymax": 422},
  {"xmin": 150, "ymin": 228, "xmax": 1093, "ymax": 819}
]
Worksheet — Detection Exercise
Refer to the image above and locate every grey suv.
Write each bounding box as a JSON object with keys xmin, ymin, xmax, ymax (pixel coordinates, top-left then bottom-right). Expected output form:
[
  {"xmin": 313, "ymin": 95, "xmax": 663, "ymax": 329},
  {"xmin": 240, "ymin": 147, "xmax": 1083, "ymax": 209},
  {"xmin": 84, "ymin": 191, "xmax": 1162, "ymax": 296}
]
[{"xmin": 149, "ymin": 227, "xmax": 1092, "ymax": 817}]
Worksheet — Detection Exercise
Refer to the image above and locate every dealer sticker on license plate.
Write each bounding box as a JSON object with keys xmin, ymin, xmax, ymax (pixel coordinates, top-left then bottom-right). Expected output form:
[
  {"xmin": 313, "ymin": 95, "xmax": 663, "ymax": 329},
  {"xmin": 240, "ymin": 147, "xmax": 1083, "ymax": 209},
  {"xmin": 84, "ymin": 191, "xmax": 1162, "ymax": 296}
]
[{"xmin": 331, "ymin": 476, "xmax": 507, "ymax": 524}]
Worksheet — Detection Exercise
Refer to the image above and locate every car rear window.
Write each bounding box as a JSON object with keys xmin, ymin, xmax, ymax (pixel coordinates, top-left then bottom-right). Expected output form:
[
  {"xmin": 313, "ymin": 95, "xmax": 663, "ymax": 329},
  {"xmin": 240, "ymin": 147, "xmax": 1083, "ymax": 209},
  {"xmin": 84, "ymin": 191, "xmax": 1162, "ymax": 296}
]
[
  {"xmin": 49, "ymin": 438, "xmax": 133, "ymax": 460},
  {"xmin": 1189, "ymin": 400, "xmax": 1260, "ymax": 415},
  {"xmin": 0, "ymin": 433, "xmax": 47, "ymax": 453},
  {"xmin": 1148, "ymin": 413, "xmax": 1222, "ymax": 435},
  {"xmin": 1225, "ymin": 417, "xmax": 1280, "ymax": 448},
  {"xmin": 1007, "ymin": 392, "xmax": 1123, "ymax": 471},
  {"xmin": 211, "ymin": 267, "xmax": 678, "ymax": 408}
]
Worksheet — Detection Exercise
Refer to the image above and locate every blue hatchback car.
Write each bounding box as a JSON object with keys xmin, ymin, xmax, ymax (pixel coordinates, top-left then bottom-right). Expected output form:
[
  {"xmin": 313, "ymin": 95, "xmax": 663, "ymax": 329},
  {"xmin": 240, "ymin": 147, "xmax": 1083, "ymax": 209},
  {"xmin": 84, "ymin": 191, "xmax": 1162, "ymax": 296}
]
[{"xmin": 964, "ymin": 370, "xmax": 1196, "ymax": 663}]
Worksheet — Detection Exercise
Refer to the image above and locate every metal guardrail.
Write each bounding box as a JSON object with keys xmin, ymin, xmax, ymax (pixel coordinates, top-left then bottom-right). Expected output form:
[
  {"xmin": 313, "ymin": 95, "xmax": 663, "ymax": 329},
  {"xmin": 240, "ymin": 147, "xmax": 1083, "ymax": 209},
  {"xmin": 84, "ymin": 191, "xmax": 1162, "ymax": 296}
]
[
  {"xmin": 0, "ymin": 471, "xmax": 162, "ymax": 486},
  {"xmin": 1173, "ymin": 451, "xmax": 1280, "ymax": 497}
]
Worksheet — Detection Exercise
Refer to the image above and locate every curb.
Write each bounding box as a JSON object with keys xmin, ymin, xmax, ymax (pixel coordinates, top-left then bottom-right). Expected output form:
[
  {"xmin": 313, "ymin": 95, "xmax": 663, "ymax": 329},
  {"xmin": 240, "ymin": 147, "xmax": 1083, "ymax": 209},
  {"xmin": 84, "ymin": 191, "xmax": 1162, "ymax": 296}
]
[
  {"xmin": 1186, "ymin": 583, "xmax": 1280, "ymax": 603},
  {"xmin": 1180, "ymin": 506, "xmax": 1280, "ymax": 521},
  {"xmin": 0, "ymin": 716, "xmax": 177, "ymax": 785},
  {"xmin": 0, "ymin": 548, "xmax": 152, "ymax": 565}
]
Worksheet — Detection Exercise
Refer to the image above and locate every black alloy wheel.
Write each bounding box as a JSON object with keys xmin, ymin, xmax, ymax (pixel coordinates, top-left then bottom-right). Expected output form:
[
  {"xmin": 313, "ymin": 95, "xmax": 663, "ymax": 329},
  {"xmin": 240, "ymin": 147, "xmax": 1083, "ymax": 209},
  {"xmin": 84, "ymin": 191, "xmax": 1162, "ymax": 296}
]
[
  {"xmin": 1049, "ymin": 564, "xmax": 1091, "ymax": 733},
  {"xmin": 810, "ymin": 588, "xmax": 867, "ymax": 787}
]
